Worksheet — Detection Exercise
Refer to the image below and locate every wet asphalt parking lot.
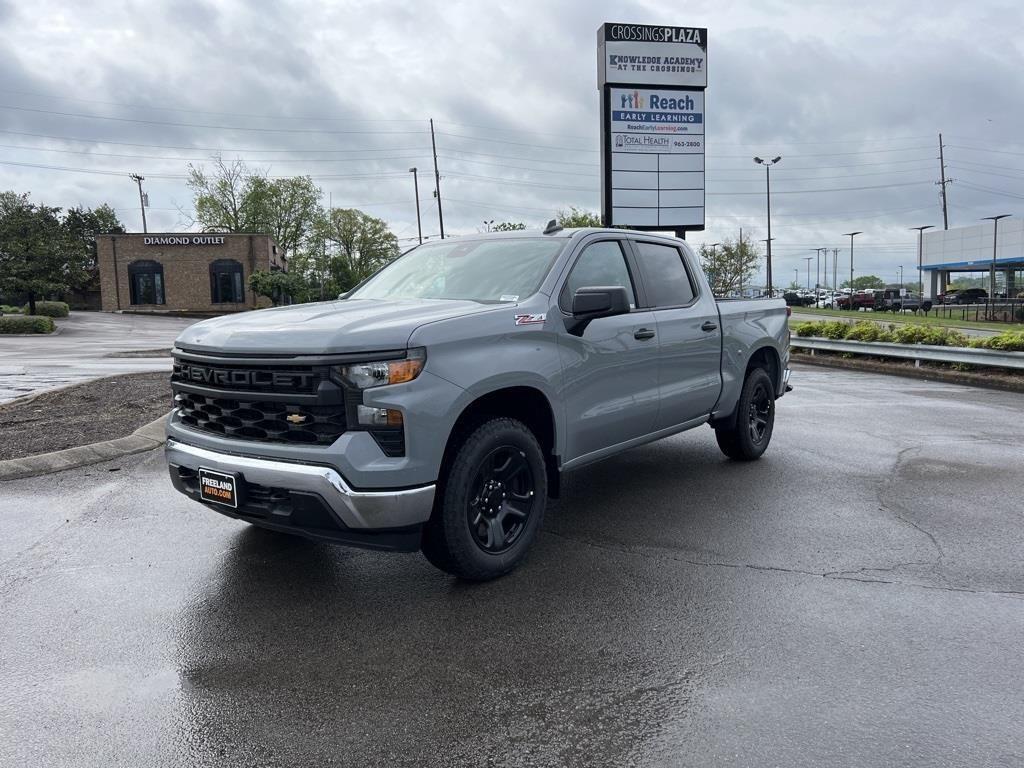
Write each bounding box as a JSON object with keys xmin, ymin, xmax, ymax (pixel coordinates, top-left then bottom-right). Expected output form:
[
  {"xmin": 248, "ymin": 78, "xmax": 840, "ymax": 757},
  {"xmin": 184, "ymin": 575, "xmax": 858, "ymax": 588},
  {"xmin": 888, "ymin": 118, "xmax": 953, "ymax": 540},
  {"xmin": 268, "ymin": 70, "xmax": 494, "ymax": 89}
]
[{"xmin": 1, "ymin": 364, "xmax": 1022, "ymax": 767}]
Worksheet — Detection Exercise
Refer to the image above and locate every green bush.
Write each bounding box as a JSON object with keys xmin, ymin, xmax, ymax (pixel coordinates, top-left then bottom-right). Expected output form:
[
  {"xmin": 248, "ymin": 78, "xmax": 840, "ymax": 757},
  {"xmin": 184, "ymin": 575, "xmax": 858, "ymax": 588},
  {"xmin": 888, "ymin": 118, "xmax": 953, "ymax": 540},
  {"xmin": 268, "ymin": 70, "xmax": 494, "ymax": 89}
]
[
  {"xmin": 792, "ymin": 321, "xmax": 825, "ymax": 337},
  {"xmin": 890, "ymin": 325, "xmax": 967, "ymax": 347},
  {"xmin": 0, "ymin": 304, "xmax": 22, "ymax": 314},
  {"xmin": 22, "ymin": 300, "xmax": 69, "ymax": 318},
  {"xmin": 819, "ymin": 321, "xmax": 849, "ymax": 340},
  {"xmin": 968, "ymin": 330, "xmax": 1024, "ymax": 352},
  {"xmin": 0, "ymin": 315, "xmax": 55, "ymax": 334},
  {"xmin": 845, "ymin": 321, "xmax": 894, "ymax": 343}
]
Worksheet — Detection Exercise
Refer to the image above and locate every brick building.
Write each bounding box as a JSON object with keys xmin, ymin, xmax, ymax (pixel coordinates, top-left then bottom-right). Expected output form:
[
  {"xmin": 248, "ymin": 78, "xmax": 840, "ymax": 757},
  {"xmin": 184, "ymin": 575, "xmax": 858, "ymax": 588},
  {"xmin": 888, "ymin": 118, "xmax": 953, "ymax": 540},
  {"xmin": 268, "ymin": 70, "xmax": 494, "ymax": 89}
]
[{"xmin": 97, "ymin": 233, "xmax": 285, "ymax": 313}]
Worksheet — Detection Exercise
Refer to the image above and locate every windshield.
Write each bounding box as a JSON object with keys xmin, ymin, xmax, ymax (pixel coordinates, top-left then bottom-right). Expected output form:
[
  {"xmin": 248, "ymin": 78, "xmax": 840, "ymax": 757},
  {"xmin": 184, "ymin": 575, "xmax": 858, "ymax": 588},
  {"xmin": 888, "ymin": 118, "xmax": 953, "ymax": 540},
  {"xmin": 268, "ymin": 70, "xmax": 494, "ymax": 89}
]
[{"xmin": 349, "ymin": 238, "xmax": 565, "ymax": 303}]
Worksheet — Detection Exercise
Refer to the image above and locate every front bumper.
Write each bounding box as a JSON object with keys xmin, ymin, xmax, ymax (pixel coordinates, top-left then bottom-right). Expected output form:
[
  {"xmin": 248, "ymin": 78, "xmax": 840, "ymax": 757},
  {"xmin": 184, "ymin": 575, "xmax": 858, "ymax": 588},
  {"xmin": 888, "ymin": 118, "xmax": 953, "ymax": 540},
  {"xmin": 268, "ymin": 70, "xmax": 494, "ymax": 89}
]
[{"xmin": 166, "ymin": 439, "xmax": 435, "ymax": 549}]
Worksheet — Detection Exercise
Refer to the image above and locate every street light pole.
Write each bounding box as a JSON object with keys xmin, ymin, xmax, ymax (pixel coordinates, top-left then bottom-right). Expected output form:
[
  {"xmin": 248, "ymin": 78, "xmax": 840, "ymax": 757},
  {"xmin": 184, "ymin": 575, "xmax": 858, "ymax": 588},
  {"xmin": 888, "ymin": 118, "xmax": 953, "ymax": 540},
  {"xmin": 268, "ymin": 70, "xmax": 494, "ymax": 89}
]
[
  {"xmin": 981, "ymin": 214, "xmax": 1010, "ymax": 303},
  {"xmin": 760, "ymin": 238, "xmax": 775, "ymax": 296},
  {"xmin": 803, "ymin": 256, "xmax": 813, "ymax": 292},
  {"xmin": 910, "ymin": 225, "xmax": 934, "ymax": 300},
  {"xmin": 408, "ymin": 167, "xmax": 422, "ymax": 245},
  {"xmin": 754, "ymin": 156, "xmax": 782, "ymax": 296},
  {"xmin": 842, "ymin": 232, "xmax": 862, "ymax": 310},
  {"xmin": 129, "ymin": 173, "xmax": 147, "ymax": 233},
  {"xmin": 483, "ymin": 220, "xmax": 494, "ymax": 232}
]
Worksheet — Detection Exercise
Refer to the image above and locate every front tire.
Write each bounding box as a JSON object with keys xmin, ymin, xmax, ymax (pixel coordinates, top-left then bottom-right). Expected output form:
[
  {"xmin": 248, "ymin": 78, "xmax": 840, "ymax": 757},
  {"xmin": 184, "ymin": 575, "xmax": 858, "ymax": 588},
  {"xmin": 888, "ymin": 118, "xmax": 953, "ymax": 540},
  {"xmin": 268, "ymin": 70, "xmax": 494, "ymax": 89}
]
[
  {"xmin": 714, "ymin": 367, "xmax": 776, "ymax": 461},
  {"xmin": 421, "ymin": 417, "xmax": 547, "ymax": 581}
]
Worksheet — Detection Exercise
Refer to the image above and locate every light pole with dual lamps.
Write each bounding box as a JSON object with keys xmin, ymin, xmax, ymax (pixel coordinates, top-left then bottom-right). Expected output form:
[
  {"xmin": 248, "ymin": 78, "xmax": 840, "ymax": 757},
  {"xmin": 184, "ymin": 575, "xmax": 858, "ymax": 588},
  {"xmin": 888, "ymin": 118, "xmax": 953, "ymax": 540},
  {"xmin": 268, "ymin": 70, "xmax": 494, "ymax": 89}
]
[
  {"xmin": 754, "ymin": 156, "xmax": 782, "ymax": 296},
  {"xmin": 981, "ymin": 214, "xmax": 1011, "ymax": 304},
  {"xmin": 842, "ymin": 232, "xmax": 862, "ymax": 310},
  {"xmin": 408, "ymin": 167, "xmax": 422, "ymax": 245},
  {"xmin": 909, "ymin": 225, "xmax": 934, "ymax": 300}
]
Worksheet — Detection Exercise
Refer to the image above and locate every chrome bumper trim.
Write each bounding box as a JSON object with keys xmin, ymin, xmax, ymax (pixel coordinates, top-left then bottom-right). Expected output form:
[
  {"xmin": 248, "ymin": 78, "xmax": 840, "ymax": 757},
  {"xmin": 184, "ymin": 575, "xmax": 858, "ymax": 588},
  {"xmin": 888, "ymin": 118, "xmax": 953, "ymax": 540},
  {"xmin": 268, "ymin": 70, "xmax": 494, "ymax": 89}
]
[{"xmin": 165, "ymin": 439, "xmax": 435, "ymax": 529}]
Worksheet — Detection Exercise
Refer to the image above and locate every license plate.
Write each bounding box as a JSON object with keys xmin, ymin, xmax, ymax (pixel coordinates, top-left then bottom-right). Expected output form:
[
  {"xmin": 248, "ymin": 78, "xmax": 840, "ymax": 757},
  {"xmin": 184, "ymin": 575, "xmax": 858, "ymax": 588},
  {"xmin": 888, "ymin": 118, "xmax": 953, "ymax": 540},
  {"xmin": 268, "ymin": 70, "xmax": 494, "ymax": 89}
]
[{"xmin": 198, "ymin": 468, "xmax": 239, "ymax": 508}]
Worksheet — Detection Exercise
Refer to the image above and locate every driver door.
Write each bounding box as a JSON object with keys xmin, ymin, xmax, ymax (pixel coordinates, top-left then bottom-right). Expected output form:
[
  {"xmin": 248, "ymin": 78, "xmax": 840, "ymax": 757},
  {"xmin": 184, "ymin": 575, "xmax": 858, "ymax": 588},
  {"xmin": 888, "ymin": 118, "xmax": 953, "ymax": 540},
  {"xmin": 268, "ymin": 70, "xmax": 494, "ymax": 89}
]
[{"xmin": 556, "ymin": 239, "xmax": 660, "ymax": 463}]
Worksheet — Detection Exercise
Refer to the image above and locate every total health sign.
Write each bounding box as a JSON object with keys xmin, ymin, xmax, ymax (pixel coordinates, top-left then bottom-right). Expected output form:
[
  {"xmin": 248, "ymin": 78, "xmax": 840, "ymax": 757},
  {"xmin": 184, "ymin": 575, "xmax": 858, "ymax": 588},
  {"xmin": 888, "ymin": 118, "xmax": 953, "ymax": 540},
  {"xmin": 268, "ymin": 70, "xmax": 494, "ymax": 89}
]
[{"xmin": 598, "ymin": 23, "xmax": 707, "ymax": 231}]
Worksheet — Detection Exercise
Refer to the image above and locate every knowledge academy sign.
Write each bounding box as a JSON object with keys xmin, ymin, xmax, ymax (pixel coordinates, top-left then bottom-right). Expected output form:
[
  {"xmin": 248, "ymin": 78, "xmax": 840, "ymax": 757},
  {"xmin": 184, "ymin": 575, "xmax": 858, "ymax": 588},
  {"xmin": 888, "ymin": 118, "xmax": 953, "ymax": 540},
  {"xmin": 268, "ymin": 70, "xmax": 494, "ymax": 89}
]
[{"xmin": 598, "ymin": 23, "xmax": 707, "ymax": 88}]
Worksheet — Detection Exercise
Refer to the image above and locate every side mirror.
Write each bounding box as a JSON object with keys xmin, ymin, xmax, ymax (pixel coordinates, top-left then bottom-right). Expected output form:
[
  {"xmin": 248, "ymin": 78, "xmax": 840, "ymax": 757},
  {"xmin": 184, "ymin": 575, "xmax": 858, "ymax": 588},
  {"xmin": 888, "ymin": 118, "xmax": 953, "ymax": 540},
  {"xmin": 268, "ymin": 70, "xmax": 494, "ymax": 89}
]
[{"xmin": 565, "ymin": 286, "xmax": 630, "ymax": 336}]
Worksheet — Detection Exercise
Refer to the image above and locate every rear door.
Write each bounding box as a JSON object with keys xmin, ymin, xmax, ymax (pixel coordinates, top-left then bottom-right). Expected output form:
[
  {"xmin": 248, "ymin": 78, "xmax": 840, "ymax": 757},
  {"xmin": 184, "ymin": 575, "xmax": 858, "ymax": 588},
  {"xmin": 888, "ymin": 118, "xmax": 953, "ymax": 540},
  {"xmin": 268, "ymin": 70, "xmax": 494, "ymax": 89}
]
[
  {"xmin": 556, "ymin": 237, "xmax": 660, "ymax": 461},
  {"xmin": 628, "ymin": 238, "xmax": 723, "ymax": 429}
]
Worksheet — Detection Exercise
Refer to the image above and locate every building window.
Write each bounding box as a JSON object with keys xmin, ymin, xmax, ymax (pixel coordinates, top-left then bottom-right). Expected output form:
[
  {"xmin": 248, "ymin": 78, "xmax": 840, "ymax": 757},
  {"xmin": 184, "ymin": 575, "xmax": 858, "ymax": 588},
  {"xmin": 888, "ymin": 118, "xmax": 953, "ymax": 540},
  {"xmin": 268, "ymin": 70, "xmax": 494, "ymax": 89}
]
[
  {"xmin": 128, "ymin": 260, "xmax": 165, "ymax": 305},
  {"xmin": 210, "ymin": 259, "xmax": 245, "ymax": 303}
]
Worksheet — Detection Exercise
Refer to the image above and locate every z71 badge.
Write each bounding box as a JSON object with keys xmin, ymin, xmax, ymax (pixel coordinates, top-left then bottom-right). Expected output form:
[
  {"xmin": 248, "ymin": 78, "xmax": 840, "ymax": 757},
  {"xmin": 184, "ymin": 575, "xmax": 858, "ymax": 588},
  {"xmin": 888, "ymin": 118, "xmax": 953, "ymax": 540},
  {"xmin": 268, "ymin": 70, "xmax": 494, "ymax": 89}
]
[{"xmin": 514, "ymin": 313, "xmax": 546, "ymax": 326}]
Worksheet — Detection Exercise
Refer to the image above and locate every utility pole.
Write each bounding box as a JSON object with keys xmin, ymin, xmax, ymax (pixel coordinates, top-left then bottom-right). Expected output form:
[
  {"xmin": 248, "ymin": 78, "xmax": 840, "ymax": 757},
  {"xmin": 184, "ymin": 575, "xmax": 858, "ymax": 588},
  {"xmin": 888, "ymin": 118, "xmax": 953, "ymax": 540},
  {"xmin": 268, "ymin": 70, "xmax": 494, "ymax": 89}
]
[
  {"xmin": 430, "ymin": 119, "xmax": 445, "ymax": 239},
  {"xmin": 409, "ymin": 168, "xmax": 422, "ymax": 244},
  {"xmin": 129, "ymin": 173, "xmax": 147, "ymax": 233},
  {"xmin": 937, "ymin": 133, "xmax": 952, "ymax": 230}
]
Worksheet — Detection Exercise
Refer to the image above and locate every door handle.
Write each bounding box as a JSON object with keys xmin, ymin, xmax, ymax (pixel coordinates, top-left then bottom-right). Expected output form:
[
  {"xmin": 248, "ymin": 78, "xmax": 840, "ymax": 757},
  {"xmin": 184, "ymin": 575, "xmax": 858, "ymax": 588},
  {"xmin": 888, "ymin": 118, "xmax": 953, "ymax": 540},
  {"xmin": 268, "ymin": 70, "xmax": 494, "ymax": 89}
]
[
  {"xmin": 701, "ymin": 321, "xmax": 718, "ymax": 332},
  {"xmin": 634, "ymin": 328, "xmax": 656, "ymax": 341}
]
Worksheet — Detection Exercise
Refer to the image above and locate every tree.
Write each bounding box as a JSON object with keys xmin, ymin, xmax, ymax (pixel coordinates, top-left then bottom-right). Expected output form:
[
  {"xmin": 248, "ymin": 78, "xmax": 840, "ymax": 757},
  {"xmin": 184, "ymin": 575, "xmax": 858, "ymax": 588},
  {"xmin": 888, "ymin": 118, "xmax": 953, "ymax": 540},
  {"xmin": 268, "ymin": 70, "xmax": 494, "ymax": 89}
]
[
  {"xmin": 699, "ymin": 238, "xmax": 760, "ymax": 296},
  {"xmin": 0, "ymin": 192, "xmax": 83, "ymax": 314},
  {"xmin": 311, "ymin": 208, "xmax": 399, "ymax": 294},
  {"xmin": 63, "ymin": 203, "xmax": 125, "ymax": 293},
  {"xmin": 556, "ymin": 207, "xmax": 602, "ymax": 228},
  {"xmin": 186, "ymin": 155, "xmax": 321, "ymax": 255},
  {"xmin": 840, "ymin": 275, "xmax": 885, "ymax": 290},
  {"xmin": 490, "ymin": 221, "xmax": 526, "ymax": 232},
  {"xmin": 249, "ymin": 269, "xmax": 309, "ymax": 306}
]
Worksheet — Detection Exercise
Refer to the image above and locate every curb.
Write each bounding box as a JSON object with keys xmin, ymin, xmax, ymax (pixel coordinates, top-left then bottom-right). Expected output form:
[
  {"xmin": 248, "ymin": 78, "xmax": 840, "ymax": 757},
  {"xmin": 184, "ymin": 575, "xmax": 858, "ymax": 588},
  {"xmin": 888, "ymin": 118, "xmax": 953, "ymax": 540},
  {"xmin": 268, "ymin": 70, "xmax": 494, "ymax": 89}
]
[
  {"xmin": 0, "ymin": 411, "xmax": 170, "ymax": 482},
  {"xmin": 792, "ymin": 352, "xmax": 1024, "ymax": 393}
]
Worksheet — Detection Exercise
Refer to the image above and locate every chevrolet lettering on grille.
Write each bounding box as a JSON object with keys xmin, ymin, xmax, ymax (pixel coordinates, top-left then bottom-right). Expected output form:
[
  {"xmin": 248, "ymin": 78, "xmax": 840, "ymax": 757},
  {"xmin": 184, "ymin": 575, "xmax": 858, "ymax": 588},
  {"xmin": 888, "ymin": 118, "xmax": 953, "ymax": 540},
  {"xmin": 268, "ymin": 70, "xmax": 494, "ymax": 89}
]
[{"xmin": 174, "ymin": 363, "xmax": 315, "ymax": 391}]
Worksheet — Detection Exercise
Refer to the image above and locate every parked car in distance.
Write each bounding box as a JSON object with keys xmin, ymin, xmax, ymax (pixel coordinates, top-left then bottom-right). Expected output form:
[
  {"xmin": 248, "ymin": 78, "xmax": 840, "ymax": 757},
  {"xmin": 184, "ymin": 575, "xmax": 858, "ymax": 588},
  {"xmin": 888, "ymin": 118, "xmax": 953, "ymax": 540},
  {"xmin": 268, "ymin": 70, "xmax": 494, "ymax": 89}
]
[
  {"xmin": 815, "ymin": 291, "xmax": 841, "ymax": 309},
  {"xmin": 873, "ymin": 290, "xmax": 932, "ymax": 312},
  {"xmin": 783, "ymin": 291, "xmax": 814, "ymax": 307},
  {"xmin": 939, "ymin": 288, "xmax": 988, "ymax": 305},
  {"xmin": 835, "ymin": 292, "xmax": 876, "ymax": 310}
]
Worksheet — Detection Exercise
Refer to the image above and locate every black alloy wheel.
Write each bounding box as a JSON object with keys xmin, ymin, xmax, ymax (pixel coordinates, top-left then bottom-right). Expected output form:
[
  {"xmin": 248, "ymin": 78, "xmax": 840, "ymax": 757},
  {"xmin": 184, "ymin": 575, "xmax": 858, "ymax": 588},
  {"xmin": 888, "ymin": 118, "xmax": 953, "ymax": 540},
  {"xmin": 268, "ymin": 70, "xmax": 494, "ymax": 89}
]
[
  {"xmin": 421, "ymin": 417, "xmax": 548, "ymax": 581},
  {"xmin": 747, "ymin": 379, "xmax": 772, "ymax": 446},
  {"xmin": 467, "ymin": 446, "xmax": 537, "ymax": 554}
]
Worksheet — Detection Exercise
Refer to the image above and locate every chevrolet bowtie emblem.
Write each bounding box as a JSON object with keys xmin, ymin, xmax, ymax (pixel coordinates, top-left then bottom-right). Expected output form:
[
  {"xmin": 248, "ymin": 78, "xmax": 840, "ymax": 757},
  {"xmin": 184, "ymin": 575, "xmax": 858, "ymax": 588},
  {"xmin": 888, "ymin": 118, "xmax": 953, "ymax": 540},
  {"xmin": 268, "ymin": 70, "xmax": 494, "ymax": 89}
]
[{"xmin": 285, "ymin": 413, "xmax": 308, "ymax": 425}]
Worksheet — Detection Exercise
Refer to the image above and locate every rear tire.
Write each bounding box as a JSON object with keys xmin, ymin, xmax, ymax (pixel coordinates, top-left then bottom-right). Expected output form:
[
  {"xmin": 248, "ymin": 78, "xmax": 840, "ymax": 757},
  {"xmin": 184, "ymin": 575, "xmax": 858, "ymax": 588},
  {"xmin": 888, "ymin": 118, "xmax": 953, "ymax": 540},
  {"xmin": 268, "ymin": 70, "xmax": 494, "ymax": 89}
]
[
  {"xmin": 421, "ymin": 417, "xmax": 547, "ymax": 581},
  {"xmin": 714, "ymin": 367, "xmax": 776, "ymax": 461}
]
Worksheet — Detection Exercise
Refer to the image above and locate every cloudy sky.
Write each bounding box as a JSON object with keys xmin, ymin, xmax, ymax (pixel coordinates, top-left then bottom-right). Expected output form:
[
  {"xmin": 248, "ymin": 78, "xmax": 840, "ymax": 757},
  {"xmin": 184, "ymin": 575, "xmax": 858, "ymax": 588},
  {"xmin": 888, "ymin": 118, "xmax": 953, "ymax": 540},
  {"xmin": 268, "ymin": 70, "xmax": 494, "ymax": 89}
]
[{"xmin": 2, "ymin": 0, "xmax": 1023, "ymax": 287}]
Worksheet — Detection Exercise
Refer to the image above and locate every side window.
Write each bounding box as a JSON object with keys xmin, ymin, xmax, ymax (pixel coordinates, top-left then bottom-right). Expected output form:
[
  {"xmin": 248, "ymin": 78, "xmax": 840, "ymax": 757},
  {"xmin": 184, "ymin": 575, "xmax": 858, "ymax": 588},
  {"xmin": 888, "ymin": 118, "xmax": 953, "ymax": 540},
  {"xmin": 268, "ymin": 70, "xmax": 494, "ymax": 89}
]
[
  {"xmin": 127, "ymin": 260, "xmax": 165, "ymax": 305},
  {"xmin": 563, "ymin": 241, "xmax": 636, "ymax": 309},
  {"xmin": 633, "ymin": 242, "xmax": 696, "ymax": 307},
  {"xmin": 210, "ymin": 259, "xmax": 245, "ymax": 303}
]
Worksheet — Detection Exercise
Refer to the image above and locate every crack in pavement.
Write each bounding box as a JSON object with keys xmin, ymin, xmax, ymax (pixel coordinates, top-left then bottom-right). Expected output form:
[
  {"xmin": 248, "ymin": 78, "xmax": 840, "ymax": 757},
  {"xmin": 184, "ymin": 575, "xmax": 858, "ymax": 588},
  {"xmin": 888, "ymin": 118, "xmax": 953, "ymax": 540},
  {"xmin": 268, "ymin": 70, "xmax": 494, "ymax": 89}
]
[{"xmin": 541, "ymin": 529, "xmax": 1024, "ymax": 600}]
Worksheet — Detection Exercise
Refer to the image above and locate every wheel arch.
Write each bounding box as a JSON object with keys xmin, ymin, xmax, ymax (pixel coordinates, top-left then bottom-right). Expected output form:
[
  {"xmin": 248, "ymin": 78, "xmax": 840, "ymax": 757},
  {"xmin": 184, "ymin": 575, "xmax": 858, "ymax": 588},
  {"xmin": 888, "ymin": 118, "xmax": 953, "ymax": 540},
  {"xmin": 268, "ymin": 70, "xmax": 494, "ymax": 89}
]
[{"xmin": 439, "ymin": 385, "xmax": 561, "ymax": 499}]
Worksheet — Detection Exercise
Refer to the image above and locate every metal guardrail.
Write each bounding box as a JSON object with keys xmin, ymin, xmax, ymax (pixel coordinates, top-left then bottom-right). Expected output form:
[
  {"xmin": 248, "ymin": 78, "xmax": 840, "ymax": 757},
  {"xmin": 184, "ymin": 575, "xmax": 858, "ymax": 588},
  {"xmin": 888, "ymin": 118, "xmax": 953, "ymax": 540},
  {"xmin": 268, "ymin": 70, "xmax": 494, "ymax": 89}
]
[{"xmin": 791, "ymin": 337, "xmax": 1024, "ymax": 370}]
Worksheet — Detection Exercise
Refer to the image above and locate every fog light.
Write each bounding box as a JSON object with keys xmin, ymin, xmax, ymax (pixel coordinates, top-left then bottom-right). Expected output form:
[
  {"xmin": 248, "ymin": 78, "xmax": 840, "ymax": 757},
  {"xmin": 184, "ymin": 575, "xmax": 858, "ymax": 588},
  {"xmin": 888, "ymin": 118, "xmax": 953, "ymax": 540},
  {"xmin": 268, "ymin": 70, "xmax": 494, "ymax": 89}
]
[{"xmin": 357, "ymin": 405, "xmax": 403, "ymax": 427}]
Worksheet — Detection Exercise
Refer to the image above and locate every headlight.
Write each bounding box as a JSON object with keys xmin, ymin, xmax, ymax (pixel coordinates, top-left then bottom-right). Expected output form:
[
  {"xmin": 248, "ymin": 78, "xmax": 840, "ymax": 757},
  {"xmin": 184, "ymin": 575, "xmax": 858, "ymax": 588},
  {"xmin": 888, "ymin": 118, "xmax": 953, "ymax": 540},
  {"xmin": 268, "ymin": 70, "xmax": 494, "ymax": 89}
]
[{"xmin": 332, "ymin": 348, "xmax": 426, "ymax": 390}]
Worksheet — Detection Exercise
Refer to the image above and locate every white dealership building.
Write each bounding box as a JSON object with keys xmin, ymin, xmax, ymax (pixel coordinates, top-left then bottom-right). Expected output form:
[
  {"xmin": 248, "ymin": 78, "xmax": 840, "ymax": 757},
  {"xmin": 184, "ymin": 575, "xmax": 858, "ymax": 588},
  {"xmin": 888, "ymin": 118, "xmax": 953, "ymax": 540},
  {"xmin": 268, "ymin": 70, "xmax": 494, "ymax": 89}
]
[{"xmin": 921, "ymin": 219, "xmax": 1024, "ymax": 298}]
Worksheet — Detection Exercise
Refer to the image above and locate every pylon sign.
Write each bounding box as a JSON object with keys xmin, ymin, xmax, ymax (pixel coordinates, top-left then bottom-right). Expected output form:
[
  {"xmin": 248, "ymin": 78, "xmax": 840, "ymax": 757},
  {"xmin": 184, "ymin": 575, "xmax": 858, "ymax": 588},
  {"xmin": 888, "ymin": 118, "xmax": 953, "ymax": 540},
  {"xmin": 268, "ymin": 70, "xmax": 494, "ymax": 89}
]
[{"xmin": 598, "ymin": 23, "xmax": 707, "ymax": 232}]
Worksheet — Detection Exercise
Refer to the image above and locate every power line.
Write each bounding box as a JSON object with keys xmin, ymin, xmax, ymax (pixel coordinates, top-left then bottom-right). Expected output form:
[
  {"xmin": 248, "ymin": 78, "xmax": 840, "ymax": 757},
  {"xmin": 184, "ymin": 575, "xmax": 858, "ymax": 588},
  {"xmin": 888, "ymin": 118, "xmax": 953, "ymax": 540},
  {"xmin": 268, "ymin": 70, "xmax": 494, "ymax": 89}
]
[{"xmin": 0, "ymin": 104, "xmax": 430, "ymax": 135}]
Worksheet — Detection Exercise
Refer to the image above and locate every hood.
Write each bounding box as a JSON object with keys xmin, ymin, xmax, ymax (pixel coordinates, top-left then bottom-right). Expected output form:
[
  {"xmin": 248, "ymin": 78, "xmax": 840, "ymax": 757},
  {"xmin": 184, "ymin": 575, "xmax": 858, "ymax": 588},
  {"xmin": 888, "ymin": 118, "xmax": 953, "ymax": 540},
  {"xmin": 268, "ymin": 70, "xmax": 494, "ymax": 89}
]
[{"xmin": 175, "ymin": 298, "xmax": 498, "ymax": 355}]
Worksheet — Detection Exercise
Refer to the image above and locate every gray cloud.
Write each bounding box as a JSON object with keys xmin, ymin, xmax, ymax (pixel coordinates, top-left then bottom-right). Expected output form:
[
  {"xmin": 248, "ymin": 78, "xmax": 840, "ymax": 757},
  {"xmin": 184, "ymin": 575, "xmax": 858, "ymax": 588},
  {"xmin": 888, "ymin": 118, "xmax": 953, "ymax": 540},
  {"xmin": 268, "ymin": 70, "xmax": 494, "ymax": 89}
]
[{"xmin": 0, "ymin": 0, "xmax": 1022, "ymax": 281}]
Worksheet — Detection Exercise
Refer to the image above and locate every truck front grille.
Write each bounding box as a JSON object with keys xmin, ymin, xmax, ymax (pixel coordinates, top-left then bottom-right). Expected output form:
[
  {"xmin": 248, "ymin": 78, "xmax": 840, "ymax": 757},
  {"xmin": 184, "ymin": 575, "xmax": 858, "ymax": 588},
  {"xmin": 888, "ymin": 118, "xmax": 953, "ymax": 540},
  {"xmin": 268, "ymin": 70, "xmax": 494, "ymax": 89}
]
[{"xmin": 174, "ymin": 391, "xmax": 347, "ymax": 446}]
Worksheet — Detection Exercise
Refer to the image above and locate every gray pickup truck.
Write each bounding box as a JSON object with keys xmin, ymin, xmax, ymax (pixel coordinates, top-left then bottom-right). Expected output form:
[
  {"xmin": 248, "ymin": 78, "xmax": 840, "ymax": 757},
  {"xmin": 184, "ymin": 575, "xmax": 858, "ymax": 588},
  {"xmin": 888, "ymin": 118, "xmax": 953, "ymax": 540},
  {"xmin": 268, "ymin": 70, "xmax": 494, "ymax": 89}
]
[{"xmin": 166, "ymin": 226, "xmax": 790, "ymax": 580}]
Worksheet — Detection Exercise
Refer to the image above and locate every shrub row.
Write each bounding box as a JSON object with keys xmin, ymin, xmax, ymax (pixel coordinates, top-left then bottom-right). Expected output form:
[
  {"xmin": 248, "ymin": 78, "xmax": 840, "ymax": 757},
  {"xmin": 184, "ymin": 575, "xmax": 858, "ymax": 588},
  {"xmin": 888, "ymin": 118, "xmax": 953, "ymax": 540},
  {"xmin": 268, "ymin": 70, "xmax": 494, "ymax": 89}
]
[
  {"xmin": 794, "ymin": 321, "xmax": 1024, "ymax": 353},
  {"xmin": 792, "ymin": 321, "xmax": 968, "ymax": 347},
  {"xmin": 0, "ymin": 304, "xmax": 22, "ymax": 314},
  {"xmin": 967, "ymin": 330, "xmax": 1024, "ymax": 352},
  {"xmin": 22, "ymin": 301, "xmax": 70, "ymax": 318},
  {"xmin": 0, "ymin": 315, "xmax": 56, "ymax": 334}
]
